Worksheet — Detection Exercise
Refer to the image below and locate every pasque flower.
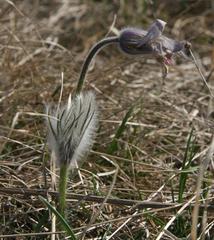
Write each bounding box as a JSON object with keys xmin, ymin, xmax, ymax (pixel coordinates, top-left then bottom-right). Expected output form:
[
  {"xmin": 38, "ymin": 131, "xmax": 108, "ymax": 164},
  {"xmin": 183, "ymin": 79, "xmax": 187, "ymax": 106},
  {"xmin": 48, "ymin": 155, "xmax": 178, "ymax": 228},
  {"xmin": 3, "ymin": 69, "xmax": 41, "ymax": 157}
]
[
  {"xmin": 74, "ymin": 19, "xmax": 191, "ymax": 93},
  {"xmin": 47, "ymin": 91, "xmax": 98, "ymax": 169},
  {"xmin": 46, "ymin": 91, "xmax": 98, "ymax": 217},
  {"xmin": 137, "ymin": 19, "xmax": 167, "ymax": 47},
  {"xmin": 118, "ymin": 20, "xmax": 191, "ymax": 77}
]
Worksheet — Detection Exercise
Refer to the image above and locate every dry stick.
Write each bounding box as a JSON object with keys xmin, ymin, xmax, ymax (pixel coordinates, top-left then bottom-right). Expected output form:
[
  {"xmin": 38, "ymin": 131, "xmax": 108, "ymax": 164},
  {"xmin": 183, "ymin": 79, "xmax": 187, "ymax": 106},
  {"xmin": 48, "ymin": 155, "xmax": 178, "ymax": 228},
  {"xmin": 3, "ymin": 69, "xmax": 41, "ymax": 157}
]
[
  {"xmin": 56, "ymin": 72, "xmax": 64, "ymax": 115},
  {"xmin": 0, "ymin": 187, "xmax": 214, "ymax": 211},
  {"xmin": 189, "ymin": 49, "xmax": 214, "ymax": 98},
  {"xmin": 190, "ymin": 164, "xmax": 204, "ymax": 240},
  {"xmin": 51, "ymin": 74, "xmax": 64, "ymax": 240},
  {"xmin": 190, "ymin": 136, "xmax": 214, "ymax": 240},
  {"xmin": 0, "ymin": 105, "xmax": 20, "ymax": 155},
  {"xmin": 164, "ymin": 230, "xmax": 181, "ymax": 240},
  {"xmin": 104, "ymin": 14, "xmax": 118, "ymax": 38},
  {"xmin": 156, "ymin": 196, "xmax": 196, "ymax": 240},
  {"xmin": 5, "ymin": 0, "xmax": 25, "ymax": 16},
  {"xmin": 107, "ymin": 210, "xmax": 138, "ymax": 240},
  {"xmin": 50, "ymin": 152, "xmax": 57, "ymax": 240},
  {"xmin": 201, "ymin": 190, "xmax": 209, "ymax": 240},
  {"xmin": 0, "ymin": 231, "xmax": 63, "ymax": 239},
  {"xmin": 199, "ymin": 220, "xmax": 214, "ymax": 239}
]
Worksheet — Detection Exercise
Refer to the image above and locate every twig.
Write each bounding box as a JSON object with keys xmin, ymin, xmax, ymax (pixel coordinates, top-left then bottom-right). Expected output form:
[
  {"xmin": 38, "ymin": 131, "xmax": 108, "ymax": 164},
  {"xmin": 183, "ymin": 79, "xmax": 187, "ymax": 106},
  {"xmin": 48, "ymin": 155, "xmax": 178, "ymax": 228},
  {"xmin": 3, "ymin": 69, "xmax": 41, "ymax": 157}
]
[
  {"xmin": 0, "ymin": 187, "xmax": 214, "ymax": 211},
  {"xmin": 189, "ymin": 49, "xmax": 214, "ymax": 98},
  {"xmin": 50, "ymin": 153, "xmax": 57, "ymax": 240},
  {"xmin": 191, "ymin": 135, "xmax": 214, "ymax": 239},
  {"xmin": 156, "ymin": 196, "xmax": 196, "ymax": 240},
  {"xmin": 0, "ymin": 231, "xmax": 63, "ymax": 239}
]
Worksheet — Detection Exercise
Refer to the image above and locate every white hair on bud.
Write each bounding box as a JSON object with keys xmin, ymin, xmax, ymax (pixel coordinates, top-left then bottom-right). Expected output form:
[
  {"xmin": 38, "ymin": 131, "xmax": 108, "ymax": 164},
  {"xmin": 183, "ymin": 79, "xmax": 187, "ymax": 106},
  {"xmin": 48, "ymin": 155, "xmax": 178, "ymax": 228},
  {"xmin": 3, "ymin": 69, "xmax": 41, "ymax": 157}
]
[
  {"xmin": 156, "ymin": 19, "xmax": 166, "ymax": 27},
  {"xmin": 46, "ymin": 91, "xmax": 98, "ymax": 169}
]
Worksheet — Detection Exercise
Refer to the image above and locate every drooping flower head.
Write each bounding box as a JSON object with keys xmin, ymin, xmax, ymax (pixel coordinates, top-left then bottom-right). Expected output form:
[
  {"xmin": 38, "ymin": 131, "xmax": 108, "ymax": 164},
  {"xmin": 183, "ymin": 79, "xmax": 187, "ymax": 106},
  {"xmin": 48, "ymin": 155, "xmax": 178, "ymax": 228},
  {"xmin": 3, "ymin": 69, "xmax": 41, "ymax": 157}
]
[
  {"xmin": 118, "ymin": 20, "xmax": 191, "ymax": 77},
  {"xmin": 46, "ymin": 91, "xmax": 98, "ymax": 169}
]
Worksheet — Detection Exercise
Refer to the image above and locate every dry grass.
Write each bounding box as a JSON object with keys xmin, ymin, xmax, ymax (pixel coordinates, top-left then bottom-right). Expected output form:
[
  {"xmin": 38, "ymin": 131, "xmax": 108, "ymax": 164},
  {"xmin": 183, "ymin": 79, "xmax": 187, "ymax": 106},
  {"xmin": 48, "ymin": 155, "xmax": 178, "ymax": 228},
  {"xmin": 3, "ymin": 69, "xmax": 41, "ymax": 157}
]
[{"xmin": 0, "ymin": 0, "xmax": 214, "ymax": 239}]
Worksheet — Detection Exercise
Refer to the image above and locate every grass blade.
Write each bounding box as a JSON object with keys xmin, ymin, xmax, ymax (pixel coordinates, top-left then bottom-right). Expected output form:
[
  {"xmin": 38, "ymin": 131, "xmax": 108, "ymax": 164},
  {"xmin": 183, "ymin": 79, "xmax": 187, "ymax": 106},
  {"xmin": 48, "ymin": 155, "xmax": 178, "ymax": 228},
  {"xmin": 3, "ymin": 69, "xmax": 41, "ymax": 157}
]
[
  {"xmin": 107, "ymin": 106, "xmax": 134, "ymax": 154},
  {"xmin": 39, "ymin": 196, "xmax": 76, "ymax": 240},
  {"xmin": 178, "ymin": 128, "xmax": 196, "ymax": 203}
]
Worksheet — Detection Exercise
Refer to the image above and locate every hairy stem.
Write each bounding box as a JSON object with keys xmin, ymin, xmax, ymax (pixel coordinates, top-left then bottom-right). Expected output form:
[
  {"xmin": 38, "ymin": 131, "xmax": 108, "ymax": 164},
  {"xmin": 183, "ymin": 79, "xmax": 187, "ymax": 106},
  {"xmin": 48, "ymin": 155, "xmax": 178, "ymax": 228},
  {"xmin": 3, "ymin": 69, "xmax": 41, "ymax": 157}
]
[
  {"xmin": 75, "ymin": 36, "xmax": 119, "ymax": 94},
  {"xmin": 58, "ymin": 164, "xmax": 68, "ymax": 218}
]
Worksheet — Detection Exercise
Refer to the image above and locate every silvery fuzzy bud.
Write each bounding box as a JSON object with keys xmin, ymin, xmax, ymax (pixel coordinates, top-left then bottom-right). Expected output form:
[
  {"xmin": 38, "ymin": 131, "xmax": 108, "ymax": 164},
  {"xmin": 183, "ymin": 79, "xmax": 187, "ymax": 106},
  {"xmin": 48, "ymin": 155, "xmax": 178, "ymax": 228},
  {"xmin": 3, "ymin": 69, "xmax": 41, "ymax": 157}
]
[{"xmin": 46, "ymin": 91, "xmax": 98, "ymax": 169}]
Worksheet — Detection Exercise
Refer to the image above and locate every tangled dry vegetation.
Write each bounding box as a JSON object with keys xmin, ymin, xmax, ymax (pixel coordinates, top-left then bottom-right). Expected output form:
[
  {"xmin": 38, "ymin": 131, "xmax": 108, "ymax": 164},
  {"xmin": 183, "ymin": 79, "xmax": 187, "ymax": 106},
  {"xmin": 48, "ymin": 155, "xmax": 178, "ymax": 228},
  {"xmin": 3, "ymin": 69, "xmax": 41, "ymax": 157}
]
[{"xmin": 0, "ymin": 1, "xmax": 214, "ymax": 239}]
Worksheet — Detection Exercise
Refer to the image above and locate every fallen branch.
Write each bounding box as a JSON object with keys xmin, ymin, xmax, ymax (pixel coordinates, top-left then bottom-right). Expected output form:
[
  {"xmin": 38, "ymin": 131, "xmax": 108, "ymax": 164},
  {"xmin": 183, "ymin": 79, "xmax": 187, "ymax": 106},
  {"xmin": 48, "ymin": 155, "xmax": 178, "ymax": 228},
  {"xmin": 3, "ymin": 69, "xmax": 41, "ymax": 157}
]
[{"xmin": 0, "ymin": 187, "xmax": 214, "ymax": 211}]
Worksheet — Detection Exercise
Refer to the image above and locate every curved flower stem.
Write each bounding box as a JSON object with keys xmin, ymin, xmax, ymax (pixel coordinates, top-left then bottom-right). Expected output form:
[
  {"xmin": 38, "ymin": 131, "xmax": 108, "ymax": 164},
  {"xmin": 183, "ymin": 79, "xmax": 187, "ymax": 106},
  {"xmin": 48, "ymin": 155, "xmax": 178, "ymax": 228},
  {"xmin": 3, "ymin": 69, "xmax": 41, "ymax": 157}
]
[
  {"xmin": 58, "ymin": 164, "xmax": 68, "ymax": 218},
  {"xmin": 75, "ymin": 36, "xmax": 119, "ymax": 94}
]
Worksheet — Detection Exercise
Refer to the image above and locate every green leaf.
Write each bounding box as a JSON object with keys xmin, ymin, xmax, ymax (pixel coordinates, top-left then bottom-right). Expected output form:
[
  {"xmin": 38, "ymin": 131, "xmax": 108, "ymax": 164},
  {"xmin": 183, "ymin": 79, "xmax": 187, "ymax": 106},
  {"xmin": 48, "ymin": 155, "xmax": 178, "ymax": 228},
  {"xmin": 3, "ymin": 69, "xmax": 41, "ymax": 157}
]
[
  {"xmin": 107, "ymin": 106, "xmax": 134, "ymax": 154},
  {"xmin": 178, "ymin": 128, "xmax": 197, "ymax": 203},
  {"xmin": 39, "ymin": 196, "xmax": 77, "ymax": 240}
]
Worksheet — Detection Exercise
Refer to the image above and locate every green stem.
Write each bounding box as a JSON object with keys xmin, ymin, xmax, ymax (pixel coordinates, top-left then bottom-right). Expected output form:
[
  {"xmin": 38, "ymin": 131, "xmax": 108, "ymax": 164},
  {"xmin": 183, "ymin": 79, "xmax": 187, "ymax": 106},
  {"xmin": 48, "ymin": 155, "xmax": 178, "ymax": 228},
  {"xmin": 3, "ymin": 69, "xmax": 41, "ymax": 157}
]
[
  {"xmin": 75, "ymin": 36, "xmax": 119, "ymax": 95},
  {"xmin": 58, "ymin": 164, "xmax": 68, "ymax": 217}
]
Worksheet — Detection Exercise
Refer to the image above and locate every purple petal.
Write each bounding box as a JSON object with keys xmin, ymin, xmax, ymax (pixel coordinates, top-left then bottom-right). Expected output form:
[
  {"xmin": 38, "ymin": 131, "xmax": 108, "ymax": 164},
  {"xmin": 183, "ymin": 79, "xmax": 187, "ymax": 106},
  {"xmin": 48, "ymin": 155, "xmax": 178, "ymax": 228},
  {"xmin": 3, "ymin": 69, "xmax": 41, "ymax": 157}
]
[
  {"xmin": 119, "ymin": 28, "xmax": 155, "ymax": 55},
  {"xmin": 138, "ymin": 19, "xmax": 166, "ymax": 47}
]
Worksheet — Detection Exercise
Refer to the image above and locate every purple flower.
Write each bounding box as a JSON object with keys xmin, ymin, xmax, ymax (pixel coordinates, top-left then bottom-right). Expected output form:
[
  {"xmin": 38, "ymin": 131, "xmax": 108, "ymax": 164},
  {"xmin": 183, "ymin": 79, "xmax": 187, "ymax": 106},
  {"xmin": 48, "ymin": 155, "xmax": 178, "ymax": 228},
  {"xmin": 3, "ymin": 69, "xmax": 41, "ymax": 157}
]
[
  {"xmin": 119, "ymin": 28, "xmax": 155, "ymax": 55},
  {"xmin": 137, "ymin": 19, "xmax": 166, "ymax": 47},
  {"xmin": 118, "ymin": 20, "xmax": 191, "ymax": 77}
]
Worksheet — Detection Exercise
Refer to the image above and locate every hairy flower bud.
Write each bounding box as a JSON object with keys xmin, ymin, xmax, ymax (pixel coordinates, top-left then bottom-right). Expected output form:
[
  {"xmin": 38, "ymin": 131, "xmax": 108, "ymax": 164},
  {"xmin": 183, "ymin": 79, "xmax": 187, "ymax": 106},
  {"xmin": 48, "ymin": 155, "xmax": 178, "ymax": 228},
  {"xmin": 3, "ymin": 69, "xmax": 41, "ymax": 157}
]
[{"xmin": 46, "ymin": 91, "xmax": 98, "ymax": 169}]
